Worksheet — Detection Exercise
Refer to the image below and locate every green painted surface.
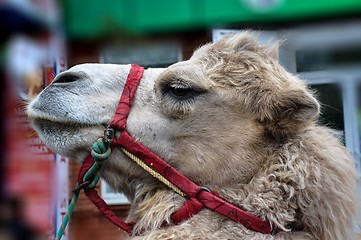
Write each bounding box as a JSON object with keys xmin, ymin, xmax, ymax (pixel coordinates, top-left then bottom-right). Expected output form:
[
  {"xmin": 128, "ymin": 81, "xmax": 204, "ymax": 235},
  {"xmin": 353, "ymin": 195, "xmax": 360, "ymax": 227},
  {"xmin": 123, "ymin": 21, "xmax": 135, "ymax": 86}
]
[
  {"xmin": 203, "ymin": 0, "xmax": 361, "ymax": 22},
  {"xmin": 61, "ymin": 0, "xmax": 361, "ymax": 38}
]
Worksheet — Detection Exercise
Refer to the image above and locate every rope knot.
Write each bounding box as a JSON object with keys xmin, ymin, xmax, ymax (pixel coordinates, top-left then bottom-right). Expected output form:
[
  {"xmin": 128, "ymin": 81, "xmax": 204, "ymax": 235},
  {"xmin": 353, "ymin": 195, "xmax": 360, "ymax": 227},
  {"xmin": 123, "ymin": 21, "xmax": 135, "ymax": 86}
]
[
  {"xmin": 91, "ymin": 138, "xmax": 112, "ymax": 162},
  {"xmin": 83, "ymin": 136, "xmax": 113, "ymax": 189}
]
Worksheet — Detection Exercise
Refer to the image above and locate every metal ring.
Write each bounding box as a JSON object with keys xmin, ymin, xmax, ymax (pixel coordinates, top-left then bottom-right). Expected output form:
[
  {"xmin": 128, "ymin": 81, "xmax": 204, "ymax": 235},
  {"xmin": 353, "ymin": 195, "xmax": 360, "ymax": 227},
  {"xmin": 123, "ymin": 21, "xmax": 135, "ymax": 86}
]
[
  {"xmin": 103, "ymin": 127, "xmax": 115, "ymax": 143},
  {"xmin": 195, "ymin": 186, "xmax": 211, "ymax": 199},
  {"xmin": 201, "ymin": 186, "xmax": 211, "ymax": 192}
]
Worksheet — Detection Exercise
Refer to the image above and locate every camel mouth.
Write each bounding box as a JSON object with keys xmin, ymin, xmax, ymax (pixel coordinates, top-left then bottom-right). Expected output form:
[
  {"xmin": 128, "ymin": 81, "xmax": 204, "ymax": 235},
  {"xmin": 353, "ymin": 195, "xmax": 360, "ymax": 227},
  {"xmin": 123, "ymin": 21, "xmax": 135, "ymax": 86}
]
[
  {"xmin": 29, "ymin": 117, "xmax": 101, "ymax": 160},
  {"xmin": 27, "ymin": 107, "xmax": 104, "ymax": 127},
  {"xmin": 31, "ymin": 118, "xmax": 99, "ymax": 129}
]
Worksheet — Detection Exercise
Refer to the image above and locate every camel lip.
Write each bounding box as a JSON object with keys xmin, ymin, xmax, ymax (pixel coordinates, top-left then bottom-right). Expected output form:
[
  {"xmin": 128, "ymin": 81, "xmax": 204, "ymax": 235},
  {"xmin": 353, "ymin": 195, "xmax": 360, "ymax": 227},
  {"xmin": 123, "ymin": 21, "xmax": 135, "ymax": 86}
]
[
  {"xmin": 31, "ymin": 118, "xmax": 99, "ymax": 130},
  {"xmin": 27, "ymin": 107, "xmax": 103, "ymax": 127}
]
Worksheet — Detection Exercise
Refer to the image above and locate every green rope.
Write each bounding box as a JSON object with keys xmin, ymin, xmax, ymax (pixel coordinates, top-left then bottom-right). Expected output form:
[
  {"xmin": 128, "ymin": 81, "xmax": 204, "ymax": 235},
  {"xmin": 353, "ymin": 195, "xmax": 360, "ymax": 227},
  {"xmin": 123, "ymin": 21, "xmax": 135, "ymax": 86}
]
[
  {"xmin": 55, "ymin": 191, "xmax": 79, "ymax": 240},
  {"xmin": 55, "ymin": 136, "xmax": 112, "ymax": 240}
]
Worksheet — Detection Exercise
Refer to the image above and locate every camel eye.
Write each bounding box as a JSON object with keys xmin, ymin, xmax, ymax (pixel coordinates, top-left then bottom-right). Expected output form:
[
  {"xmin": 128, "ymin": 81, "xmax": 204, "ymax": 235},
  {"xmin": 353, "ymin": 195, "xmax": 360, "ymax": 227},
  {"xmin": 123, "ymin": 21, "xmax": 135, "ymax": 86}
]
[
  {"xmin": 165, "ymin": 85, "xmax": 205, "ymax": 100},
  {"xmin": 169, "ymin": 86, "xmax": 191, "ymax": 97}
]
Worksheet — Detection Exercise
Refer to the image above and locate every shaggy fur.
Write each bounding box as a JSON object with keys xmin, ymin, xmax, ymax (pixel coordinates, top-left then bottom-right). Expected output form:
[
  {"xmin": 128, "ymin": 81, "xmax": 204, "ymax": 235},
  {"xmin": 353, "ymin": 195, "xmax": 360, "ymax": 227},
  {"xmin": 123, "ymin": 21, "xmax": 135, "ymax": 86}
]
[{"xmin": 28, "ymin": 32, "xmax": 358, "ymax": 239}]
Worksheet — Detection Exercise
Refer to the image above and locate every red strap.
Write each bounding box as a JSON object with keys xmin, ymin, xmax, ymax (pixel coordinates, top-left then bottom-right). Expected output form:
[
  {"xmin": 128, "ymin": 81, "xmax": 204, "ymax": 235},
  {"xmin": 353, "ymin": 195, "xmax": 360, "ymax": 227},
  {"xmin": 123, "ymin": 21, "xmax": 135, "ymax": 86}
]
[
  {"xmin": 169, "ymin": 196, "xmax": 271, "ymax": 233},
  {"xmin": 116, "ymin": 130, "xmax": 272, "ymax": 234},
  {"xmin": 170, "ymin": 198, "xmax": 204, "ymax": 225},
  {"xmin": 77, "ymin": 64, "xmax": 273, "ymax": 236},
  {"xmin": 75, "ymin": 65, "xmax": 143, "ymax": 236},
  {"xmin": 85, "ymin": 189, "xmax": 135, "ymax": 234},
  {"xmin": 109, "ymin": 64, "xmax": 273, "ymax": 234},
  {"xmin": 77, "ymin": 154, "xmax": 135, "ymax": 235},
  {"xmin": 110, "ymin": 64, "xmax": 144, "ymax": 130},
  {"xmin": 197, "ymin": 191, "xmax": 271, "ymax": 234},
  {"xmin": 116, "ymin": 130, "xmax": 203, "ymax": 198}
]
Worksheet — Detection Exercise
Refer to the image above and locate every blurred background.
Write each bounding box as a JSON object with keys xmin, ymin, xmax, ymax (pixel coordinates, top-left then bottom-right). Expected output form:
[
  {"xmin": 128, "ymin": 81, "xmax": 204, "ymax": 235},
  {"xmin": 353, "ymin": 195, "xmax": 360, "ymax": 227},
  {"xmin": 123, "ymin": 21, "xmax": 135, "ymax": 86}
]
[{"xmin": 1, "ymin": 0, "xmax": 361, "ymax": 239}]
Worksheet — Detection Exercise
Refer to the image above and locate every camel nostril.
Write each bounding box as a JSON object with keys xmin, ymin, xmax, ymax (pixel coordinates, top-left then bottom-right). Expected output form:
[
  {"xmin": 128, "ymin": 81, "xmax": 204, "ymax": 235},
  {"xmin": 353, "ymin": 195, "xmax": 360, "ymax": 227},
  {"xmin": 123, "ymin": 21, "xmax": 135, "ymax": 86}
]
[{"xmin": 53, "ymin": 73, "xmax": 81, "ymax": 84}]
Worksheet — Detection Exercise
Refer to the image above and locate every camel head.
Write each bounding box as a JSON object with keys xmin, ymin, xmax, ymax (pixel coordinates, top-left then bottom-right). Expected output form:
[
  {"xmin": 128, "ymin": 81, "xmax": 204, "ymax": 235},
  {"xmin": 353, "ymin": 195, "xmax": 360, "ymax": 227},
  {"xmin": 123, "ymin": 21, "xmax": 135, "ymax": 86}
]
[
  {"xmin": 28, "ymin": 32, "xmax": 321, "ymax": 196},
  {"xmin": 28, "ymin": 33, "xmax": 357, "ymax": 239}
]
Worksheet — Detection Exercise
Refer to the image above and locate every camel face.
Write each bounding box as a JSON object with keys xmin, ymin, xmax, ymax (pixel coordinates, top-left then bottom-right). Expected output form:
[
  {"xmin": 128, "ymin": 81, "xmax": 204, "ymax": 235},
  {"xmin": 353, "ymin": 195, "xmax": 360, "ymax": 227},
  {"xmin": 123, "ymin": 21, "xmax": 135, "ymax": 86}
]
[
  {"xmin": 28, "ymin": 33, "xmax": 357, "ymax": 239},
  {"xmin": 28, "ymin": 33, "xmax": 322, "ymax": 189}
]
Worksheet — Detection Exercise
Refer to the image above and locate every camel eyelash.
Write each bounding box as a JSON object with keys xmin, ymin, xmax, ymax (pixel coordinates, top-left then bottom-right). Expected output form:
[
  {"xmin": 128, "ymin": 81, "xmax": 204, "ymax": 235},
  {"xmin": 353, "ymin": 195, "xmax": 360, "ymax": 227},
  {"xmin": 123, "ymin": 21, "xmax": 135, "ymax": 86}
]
[
  {"xmin": 162, "ymin": 84, "xmax": 206, "ymax": 101},
  {"xmin": 159, "ymin": 78, "xmax": 206, "ymax": 100}
]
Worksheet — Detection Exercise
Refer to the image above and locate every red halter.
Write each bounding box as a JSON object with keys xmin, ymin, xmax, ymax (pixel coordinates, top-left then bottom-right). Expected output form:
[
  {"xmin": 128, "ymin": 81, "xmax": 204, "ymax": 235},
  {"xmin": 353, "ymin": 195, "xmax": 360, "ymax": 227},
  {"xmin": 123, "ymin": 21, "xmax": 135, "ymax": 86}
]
[{"xmin": 77, "ymin": 64, "xmax": 273, "ymax": 236}]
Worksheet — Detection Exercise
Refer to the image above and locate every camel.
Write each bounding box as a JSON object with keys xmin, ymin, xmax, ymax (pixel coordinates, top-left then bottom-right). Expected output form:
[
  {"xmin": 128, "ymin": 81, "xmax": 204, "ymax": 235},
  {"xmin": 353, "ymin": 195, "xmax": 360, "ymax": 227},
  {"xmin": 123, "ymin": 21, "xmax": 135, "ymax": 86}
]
[{"xmin": 27, "ymin": 32, "xmax": 358, "ymax": 239}]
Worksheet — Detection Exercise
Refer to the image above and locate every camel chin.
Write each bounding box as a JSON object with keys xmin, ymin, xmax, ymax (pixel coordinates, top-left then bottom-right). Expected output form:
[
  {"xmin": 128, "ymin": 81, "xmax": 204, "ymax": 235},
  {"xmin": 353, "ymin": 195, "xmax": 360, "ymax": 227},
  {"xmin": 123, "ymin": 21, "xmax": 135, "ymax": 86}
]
[
  {"xmin": 28, "ymin": 117, "xmax": 103, "ymax": 161},
  {"xmin": 27, "ymin": 103, "xmax": 105, "ymax": 161}
]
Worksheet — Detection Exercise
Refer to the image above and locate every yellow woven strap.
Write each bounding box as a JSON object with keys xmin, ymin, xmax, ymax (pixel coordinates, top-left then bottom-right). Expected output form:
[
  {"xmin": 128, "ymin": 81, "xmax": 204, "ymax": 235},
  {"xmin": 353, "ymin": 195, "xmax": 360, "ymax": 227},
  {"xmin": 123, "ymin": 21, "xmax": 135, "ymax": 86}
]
[{"xmin": 120, "ymin": 148, "xmax": 187, "ymax": 197}]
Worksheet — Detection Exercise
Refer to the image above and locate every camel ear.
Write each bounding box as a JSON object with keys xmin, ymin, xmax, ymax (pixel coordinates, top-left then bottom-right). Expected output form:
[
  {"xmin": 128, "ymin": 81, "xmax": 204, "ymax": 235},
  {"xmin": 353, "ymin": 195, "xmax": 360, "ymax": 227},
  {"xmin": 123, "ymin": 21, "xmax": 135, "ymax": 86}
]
[
  {"xmin": 257, "ymin": 87, "xmax": 320, "ymax": 138},
  {"xmin": 279, "ymin": 89, "xmax": 319, "ymax": 121}
]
